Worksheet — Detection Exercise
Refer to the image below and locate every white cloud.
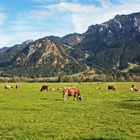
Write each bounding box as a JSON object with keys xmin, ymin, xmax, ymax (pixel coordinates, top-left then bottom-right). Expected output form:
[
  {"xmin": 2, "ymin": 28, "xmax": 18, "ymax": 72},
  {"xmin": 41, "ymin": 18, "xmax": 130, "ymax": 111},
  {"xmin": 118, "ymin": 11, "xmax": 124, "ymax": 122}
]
[
  {"xmin": 38, "ymin": 0, "xmax": 140, "ymax": 32},
  {"xmin": 0, "ymin": 11, "xmax": 6, "ymax": 26},
  {"xmin": 27, "ymin": 9, "xmax": 51, "ymax": 21},
  {"xmin": 31, "ymin": 0, "xmax": 50, "ymax": 2},
  {"xmin": 31, "ymin": 0, "xmax": 59, "ymax": 2},
  {"xmin": 0, "ymin": 31, "xmax": 46, "ymax": 47},
  {"xmin": 0, "ymin": 10, "xmax": 8, "ymax": 46}
]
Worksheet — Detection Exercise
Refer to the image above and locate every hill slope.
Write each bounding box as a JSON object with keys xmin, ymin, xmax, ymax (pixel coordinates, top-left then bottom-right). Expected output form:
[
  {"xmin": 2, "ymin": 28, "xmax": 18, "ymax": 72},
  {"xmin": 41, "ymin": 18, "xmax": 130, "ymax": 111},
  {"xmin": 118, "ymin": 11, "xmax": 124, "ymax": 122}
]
[{"xmin": 0, "ymin": 37, "xmax": 86, "ymax": 77}]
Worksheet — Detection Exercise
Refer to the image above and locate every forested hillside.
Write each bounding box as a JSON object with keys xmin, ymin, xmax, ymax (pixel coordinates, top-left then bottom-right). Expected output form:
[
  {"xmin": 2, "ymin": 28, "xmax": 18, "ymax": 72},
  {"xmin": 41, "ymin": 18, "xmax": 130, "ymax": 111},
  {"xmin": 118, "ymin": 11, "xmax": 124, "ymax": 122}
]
[{"xmin": 0, "ymin": 12, "xmax": 140, "ymax": 81}]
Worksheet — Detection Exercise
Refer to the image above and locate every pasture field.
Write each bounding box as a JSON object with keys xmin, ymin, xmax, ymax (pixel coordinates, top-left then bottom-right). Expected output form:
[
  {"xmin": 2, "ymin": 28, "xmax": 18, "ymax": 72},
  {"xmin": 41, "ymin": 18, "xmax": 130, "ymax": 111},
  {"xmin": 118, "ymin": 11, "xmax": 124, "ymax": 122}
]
[{"xmin": 0, "ymin": 82, "xmax": 140, "ymax": 140}]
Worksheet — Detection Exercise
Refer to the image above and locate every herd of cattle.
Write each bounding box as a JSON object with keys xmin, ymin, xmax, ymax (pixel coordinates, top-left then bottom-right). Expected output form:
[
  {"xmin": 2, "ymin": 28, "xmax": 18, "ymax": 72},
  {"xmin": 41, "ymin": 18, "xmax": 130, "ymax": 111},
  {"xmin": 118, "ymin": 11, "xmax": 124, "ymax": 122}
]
[
  {"xmin": 40, "ymin": 85, "xmax": 82, "ymax": 101},
  {"xmin": 4, "ymin": 84, "xmax": 140, "ymax": 101}
]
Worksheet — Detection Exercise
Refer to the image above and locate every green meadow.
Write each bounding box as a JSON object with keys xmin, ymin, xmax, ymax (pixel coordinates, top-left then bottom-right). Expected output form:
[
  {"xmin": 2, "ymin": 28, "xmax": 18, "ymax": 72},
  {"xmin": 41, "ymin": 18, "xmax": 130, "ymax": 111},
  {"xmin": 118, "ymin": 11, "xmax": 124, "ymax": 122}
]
[{"xmin": 0, "ymin": 82, "xmax": 140, "ymax": 140}]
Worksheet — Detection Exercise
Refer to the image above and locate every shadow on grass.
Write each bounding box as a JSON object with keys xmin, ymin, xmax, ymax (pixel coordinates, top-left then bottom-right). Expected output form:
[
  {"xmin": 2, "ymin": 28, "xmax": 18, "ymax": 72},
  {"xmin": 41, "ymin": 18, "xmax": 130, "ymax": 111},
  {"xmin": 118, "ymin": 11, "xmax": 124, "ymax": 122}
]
[
  {"xmin": 41, "ymin": 97, "xmax": 47, "ymax": 100},
  {"xmin": 54, "ymin": 98, "xmax": 63, "ymax": 101},
  {"xmin": 116, "ymin": 99, "xmax": 140, "ymax": 111},
  {"xmin": 69, "ymin": 137, "xmax": 118, "ymax": 140},
  {"xmin": 80, "ymin": 138, "xmax": 109, "ymax": 140},
  {"xmin": 124, "ymin": 99, "xmax": 140, "ymax": 102}
]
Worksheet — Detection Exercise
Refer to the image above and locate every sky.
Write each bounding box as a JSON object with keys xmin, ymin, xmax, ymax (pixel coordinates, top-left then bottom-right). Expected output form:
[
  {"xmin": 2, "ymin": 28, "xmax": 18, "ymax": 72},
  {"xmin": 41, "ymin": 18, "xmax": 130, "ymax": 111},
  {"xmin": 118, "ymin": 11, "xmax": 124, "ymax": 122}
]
[{"xmin": 0, "ymin": 0, "xmax": 140, "ymax": 48}]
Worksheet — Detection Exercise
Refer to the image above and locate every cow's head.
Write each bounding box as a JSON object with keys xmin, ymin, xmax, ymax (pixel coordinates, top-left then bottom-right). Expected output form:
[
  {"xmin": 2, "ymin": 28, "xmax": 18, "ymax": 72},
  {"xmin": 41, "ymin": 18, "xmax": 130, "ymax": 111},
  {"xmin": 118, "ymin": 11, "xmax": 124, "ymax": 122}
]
[
  {"xmin": 78, "ymin": 95, "xmax": 82, "ymax": 101},
  {"xmin": 132, "ymin": 85, "xmax": 135, "ymax": 88},
  {"xmin": 77, "ymin": 93, "xmax": 82, "ymax": 101}
]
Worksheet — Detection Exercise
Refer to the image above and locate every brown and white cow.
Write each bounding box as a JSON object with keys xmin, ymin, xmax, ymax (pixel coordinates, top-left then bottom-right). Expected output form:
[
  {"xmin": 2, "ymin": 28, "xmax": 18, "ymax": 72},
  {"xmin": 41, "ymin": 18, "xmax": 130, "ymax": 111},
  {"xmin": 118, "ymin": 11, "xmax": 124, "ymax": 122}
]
[
  {"xmin": 108, "ymin": 85, "xmax": 116, "ymax": 91},
  {"xmin": 5, "ymin": 85, "xmax": 13, "ymax": 90},
  {"xmin": 63, "ymin": 86, "xmax": 82, "ymax": 101},
  {"xmin": 131, "ymin": 85, "xmax": 140, "ymax": 92},
  {"xmin": 40, "ymin": 85, "xmax": 49, "ymax": 92}
]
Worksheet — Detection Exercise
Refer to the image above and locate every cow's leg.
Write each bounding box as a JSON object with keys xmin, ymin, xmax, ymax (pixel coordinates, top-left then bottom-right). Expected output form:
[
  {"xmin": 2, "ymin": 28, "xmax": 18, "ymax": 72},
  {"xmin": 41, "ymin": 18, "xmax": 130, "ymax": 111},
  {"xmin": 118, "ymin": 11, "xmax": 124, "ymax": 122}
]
[
  {"xmin": 64, "ymin": 93, "xmax": 67, "ymax": 101},
  {"xmin": 75, "ymin": 94, "xmax": 79, "ymax": 100},
  {"xmin": 73, "ymin": 95, "xmax": 76, "ymax": 101},
  {"xmin": 64, "ymin": 95, "xmax": 67, "ymax": 101}
]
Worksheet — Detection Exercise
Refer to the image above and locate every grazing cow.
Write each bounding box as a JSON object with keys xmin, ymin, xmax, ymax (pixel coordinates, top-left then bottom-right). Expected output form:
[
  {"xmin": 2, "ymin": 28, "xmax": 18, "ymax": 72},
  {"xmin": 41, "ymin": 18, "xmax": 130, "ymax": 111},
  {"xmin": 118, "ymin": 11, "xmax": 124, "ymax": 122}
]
[
  {"xmin": 40, "ymin": 85, "xmax": 49, "ymax": 92},
  {"xmin": 15, "ymin": 85, "xmax": 20, "ymax": 90},
  {"xmin": 108, "ymin": 85, "xmax": 116, "ymax": 91},
  {"xmin": 63, "ymin": 86, "xmax": 82, "ymax": 101},
  {"xmin": 131, "ymin": 85, "xmax": 140, "ymax": 92},
  {"xmin": 5, "ymin": 85, "xmax": 13, "ymax": 90}
]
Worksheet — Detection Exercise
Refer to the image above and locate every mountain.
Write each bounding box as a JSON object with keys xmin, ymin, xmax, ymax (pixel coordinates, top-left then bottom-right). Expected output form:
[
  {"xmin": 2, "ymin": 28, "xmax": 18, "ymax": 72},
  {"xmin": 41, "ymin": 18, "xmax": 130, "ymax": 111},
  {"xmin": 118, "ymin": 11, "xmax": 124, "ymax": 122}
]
[
  {"xmin": 0, "ymin": 47, "xmax": 8, "ymax": 53},
  {"xmin": 0, "ymin": 40, "xmax": 33, "ymax": 67},
  {"xmin": 0, "ymin": 45, "xmax": 24, "ymax": 67},
  {"xmin": 48, "ymin": 33, "xmax": 84, "ymax": 52},
  {"xmin": 78, "ymin": 12, "xmax": 140, "ymax": 71},
  {"xmin": 0, "ymin": 37, "xmax": 86, "ymax": 77},
  {"xmin": 0, "ymin": 12, "xmax": 140, "ymax": 79}
]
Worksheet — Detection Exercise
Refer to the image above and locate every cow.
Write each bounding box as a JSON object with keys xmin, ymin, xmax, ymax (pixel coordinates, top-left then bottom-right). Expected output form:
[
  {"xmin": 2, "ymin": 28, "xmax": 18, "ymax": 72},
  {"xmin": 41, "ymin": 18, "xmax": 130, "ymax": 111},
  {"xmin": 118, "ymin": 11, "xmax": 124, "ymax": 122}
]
[
  {"xmin": 131, "ymin": 85, "xmax": 140, "ymax": 92},
  {"xmin": 108, "ymin": 85, "xmax": 116, "ymax": 91},
  {"xmin": 5, "ymin": 85, "xmax": 13, "ymax": 90},
  {"xmin": 63, "ymin": 86, "xmax": 82, "ymax": 101},
  {"xmin": 15, "ymin": 85, "xmax": 20, "ymax": 90},
  {"xmin": 40, "ymin": 85, "xmax": 49, "ymax": 92}
]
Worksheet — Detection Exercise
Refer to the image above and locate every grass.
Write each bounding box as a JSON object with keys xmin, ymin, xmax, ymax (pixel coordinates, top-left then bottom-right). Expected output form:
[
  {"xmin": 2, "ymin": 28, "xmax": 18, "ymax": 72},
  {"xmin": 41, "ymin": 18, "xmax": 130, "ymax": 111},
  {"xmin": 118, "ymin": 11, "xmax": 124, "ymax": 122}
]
[{"xmin": 0, "ymin": 82, "xmax": 140, "ymax": 140}]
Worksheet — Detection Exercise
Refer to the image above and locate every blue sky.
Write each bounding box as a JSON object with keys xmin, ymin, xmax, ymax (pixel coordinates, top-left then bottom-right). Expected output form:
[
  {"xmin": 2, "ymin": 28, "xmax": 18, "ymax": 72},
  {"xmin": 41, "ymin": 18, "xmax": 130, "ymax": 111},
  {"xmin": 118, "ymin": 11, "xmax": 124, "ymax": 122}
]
[{"xmin": 0, "ymin": 0, "xmax": 140, "ymax": 47}]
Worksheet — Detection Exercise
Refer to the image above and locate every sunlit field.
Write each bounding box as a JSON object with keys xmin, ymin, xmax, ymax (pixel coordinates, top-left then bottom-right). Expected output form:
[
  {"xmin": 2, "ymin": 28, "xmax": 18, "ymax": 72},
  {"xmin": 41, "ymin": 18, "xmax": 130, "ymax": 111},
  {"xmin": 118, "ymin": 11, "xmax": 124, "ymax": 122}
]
[{"xmin": 0, "ymin": 82, "xmax": 140, "ymax": 140}]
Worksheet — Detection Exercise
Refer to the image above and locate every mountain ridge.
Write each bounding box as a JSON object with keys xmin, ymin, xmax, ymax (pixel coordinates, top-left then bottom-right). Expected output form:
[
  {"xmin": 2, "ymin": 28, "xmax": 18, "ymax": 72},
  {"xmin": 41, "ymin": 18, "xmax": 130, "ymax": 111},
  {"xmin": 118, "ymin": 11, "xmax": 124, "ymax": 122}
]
[{"xmin": 0, "ymin": 12, "xmax": 140, "ymax": 79}]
